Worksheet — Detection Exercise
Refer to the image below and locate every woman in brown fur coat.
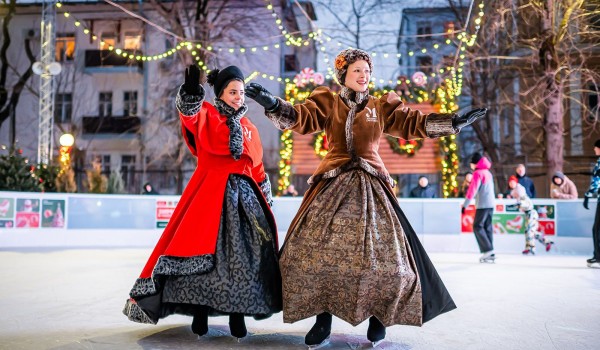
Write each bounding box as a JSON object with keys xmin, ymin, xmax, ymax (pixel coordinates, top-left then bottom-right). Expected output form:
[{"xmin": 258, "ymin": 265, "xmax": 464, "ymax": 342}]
[{"xmin": 246, "ymin": 48, "xmax": 486, "ymax": 348}]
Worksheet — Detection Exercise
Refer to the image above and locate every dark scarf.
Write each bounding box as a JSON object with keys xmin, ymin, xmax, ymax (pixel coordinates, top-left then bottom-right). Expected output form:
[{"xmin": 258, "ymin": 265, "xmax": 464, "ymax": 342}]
[{"xmin": 213, "ymin": 99, "xmax": 248, "ymax": 160}]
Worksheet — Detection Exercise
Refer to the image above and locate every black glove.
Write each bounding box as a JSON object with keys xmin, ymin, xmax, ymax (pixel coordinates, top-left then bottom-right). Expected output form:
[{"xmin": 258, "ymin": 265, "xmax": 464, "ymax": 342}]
[
  {"xmin": 182, "ymin": 64, "xmax": 201, "ymax": 95},
  {"xmin": 461, "ymin": 206, "xmax": 466, "ymax": 215},
  {"xmin": 453, "ymin": 108, "xmax": 487, "ymax": 130},
  {"xmin": 584, "ymin": 196, "xmax": 590, "ymax": 210},
  {"xmin": 245, "ymin": 83, "xmax": 278, "ymax": 111}
]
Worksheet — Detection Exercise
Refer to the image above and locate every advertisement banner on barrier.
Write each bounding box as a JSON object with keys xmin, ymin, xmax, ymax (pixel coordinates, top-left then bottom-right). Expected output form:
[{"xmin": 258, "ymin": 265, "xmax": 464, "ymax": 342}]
[
  {"xmin": 41, "ymin": 199, "xmax": 66, "ymax": 228},
  {"xmin": 156, "ymin": 199, "xmax": 178, "ymax": 229},
  {"xmin": 15, "ymin": 198, "xmax": 40, "ymax": 228},
  {"xmin": 461, "ymin": 200, "xmax": 557, "ymax": 235}
]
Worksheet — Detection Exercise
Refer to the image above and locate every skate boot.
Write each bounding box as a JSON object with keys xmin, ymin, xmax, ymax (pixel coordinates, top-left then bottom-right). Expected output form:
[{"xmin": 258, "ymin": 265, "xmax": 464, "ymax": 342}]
[
  {"xmin": 367, "ymin": 316, "xmax": 386, "ymax": 347},
  {"xmin": 191, "ymin": 305, "xmax": 209, "ymax": 336},
  {"xmin": 522, "ymin": 247, "xmax": 535, "ymax": 255},
  {"xmin": 587, "ymin": 257, "xmax": 600, "ymax": 268},
  {"xmin": 305, "ymin": 312, "xmax": 332, "ymax": 349},
  {"xmin": 229, "ymin": 313, "xmax": 247, "ymax": 340},
  {"xmin": 479, "ymin": 251, "xmax": 496, "ymax": 263},
  {"xmin": 545, "ymin": 241, "xmax": 554, "ymax": 252}
]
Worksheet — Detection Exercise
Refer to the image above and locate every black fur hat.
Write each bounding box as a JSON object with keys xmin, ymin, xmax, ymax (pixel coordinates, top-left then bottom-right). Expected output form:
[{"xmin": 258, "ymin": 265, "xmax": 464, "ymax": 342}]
[{"xmin": 207, "ymin": 66, "xmax": 245, "ymax": 98}]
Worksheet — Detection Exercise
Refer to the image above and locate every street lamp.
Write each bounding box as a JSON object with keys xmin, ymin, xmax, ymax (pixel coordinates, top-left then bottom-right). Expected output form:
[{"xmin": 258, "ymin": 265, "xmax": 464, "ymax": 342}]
[{"xmin": 59, "ymin": 132, "xmax": 74, "ymax": 168}]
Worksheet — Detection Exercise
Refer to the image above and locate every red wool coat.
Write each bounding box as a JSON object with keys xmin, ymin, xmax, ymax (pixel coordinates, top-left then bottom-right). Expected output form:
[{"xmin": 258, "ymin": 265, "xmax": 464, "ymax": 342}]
[{"xmin": 138, "ymin": 101, "xmax": 275, "ymax": 280}]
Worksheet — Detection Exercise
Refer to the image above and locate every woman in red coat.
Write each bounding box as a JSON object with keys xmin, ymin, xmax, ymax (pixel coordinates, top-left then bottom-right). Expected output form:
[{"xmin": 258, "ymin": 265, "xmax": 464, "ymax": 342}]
[{"xmin": 123, "ymin": 65, "xmax": 281, "ymax": 339}]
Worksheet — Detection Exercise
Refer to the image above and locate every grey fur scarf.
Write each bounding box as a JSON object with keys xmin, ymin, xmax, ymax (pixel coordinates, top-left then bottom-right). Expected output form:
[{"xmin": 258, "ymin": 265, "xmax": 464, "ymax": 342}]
[{"xmin": 213, "ymin": 99, "xmax": 248, "ymax": 160}]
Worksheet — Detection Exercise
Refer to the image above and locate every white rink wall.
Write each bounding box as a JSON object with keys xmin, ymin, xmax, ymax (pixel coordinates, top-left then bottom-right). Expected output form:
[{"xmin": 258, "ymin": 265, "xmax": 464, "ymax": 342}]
[{"xmin": 0, "ymin": 192, "xmax": 595, "ymax": 255}]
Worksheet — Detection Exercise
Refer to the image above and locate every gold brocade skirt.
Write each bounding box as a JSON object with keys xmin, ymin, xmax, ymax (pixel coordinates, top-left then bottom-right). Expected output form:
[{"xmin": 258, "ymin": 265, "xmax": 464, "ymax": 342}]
[{"xmin": 279, "ymin": 169, "xmax": 423, "ymax": 327}]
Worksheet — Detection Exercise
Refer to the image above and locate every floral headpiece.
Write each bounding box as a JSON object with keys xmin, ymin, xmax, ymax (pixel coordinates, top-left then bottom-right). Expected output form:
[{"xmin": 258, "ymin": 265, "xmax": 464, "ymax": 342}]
[{"xmin": 333, "ymin": 48, "xmax": 373, "ymax": 86}]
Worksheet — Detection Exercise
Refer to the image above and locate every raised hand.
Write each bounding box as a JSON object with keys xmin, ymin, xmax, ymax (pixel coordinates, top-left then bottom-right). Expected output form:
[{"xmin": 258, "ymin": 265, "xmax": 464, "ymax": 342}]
[
  {"xmin": 183, "ymin": 64, "xmax": 201, "ymax": 95},
  {"xmin": 245, "ymin": 82, "xmax": 278, "ymax": 111},
  {"xmin": 452, "ymin": 108, "xmax": 487, "ymax": 130}
]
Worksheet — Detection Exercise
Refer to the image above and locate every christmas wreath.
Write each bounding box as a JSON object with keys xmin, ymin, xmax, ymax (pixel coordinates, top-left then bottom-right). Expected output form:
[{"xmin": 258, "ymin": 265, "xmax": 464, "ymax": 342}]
[
  {"xmin": 385, "ymin": 136, "xmax": 424, "ymax": 157},
  {"xmin": 311, "ymin": 131, "xmax": 329, "ymax": 159}
]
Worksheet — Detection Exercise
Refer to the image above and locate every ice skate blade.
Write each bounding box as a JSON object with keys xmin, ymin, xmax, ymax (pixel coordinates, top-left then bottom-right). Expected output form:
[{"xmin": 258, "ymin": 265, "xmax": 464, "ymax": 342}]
[
  {"xmin": 307, "ymin": 337, "xmax": 330, "ymax": 349},
  {"xmin": 479, "ymin": 258, "xmax": 495, "ymax": 263},
  {"xmin": 587, "ymin": 262, "xmax": 600, "ymax": 268},
  {"xmin": 372, "ymin": 339, "xmax": 384, "ymax": 347}
]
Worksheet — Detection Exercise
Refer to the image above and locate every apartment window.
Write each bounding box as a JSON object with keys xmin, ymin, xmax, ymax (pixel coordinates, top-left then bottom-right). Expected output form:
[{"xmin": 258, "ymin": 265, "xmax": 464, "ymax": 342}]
[
  {"xmin": 416, "ymin": 21, "xmax": 432, "ymax": 41},
  {"xmin": 444, "ymin": 21, "xmax": 456, "ymax": 38},
  {"xmin": 100, "ymin": 33, "xmax": 116, "ymax": 49},
  {"xmin": 123, "ymin": 91, "xmax": 138, "ymax": 116},
  {"xmin": 442, "ymin": 55, "xmax": 455, "ymax": 68},
  {"xmin": 93, "ymin": 154, "xmax": 111, "ymax": 173},
  {"xmin": 54, "ymin": 93, "xmax": 72, "ymax": 123},
  {"xmin": 416, "ymin": 56, "xmax": 432, "ymax": 74},
  {"xmin": 284, "ymin": 54, "xmax": 298, "ymax": 72},
  {"xmin": 124, "ymin": 32, "xmax": 141, "ymax": 51},
  {"xmin": 99, "ymin": 92, "xmax": 112, "ymax": 117},
  {"xmin": 121, "ymin": 155, "xmax": 136, "ymax": 188},
  {"xmin": 55, "ymin": 33, "xmax": 75, "ymax": 61}
]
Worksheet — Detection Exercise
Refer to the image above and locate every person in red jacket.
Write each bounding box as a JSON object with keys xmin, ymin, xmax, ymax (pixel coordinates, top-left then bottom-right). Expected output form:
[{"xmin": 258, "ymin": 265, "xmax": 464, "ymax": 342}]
[{"xmin": 123, "ymin": 65, "xmax": 282, "ymax": 340}]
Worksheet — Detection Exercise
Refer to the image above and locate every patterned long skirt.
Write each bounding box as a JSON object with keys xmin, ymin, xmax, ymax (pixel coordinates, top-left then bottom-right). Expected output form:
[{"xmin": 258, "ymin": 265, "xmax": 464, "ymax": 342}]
[
  {"xmin": 280, "ymin": 169, "xmax": 423, "ymax": 327},
  {"xmin": 129, "ymin": 174, "xmax": 281, "ymax": 322}
]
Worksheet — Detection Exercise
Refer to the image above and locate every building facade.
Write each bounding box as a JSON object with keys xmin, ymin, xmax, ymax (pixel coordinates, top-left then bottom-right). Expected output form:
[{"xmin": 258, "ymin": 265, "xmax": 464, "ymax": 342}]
[{"xmin": 1, "ymin": 0, "xmax": 317, "ymax": 194}]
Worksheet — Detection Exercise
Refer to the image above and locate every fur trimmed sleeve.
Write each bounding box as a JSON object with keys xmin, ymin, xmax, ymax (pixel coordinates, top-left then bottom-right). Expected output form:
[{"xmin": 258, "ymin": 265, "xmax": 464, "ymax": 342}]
[
  {"xmin": 425, "ymin": 113, "xmax": 459, "ymax": 138},
  {"xmin": 265, "ymin": 86, "xmax": 334, "ymax": 134},
  {"xmin": 265, "ymin": 97, "xmax": 297, "ymax": 130},
  {"xmin": 380, "ymin": 91, "xmax": 458, "ymax": 139},
  {"xmin": 259, "ymin": 174, "xmax": 274, "ymax": 207},
  {"xmin": 175, "ymin": 84, "xmax": 205, "ymax": 117}
]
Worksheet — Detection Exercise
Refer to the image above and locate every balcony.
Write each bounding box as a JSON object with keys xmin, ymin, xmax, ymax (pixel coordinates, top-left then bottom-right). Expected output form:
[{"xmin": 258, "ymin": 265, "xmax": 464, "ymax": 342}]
[
  {"xmin": 82, "ymin": 116, "xmax": 141, "ymax": 134},
  {"xmin": 84, "ymin": 50, "xmax": 143, "ymax": 73}
]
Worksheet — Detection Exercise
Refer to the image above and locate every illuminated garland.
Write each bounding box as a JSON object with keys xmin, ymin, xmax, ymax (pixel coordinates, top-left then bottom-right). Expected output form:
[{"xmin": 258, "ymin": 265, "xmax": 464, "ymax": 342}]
[
  {"xmin": 386, "ymin": 137, "xmax": 424, "ymax": 157},
  {"xmin": 277, "ymin": 81, "xmax": 319, "ymax": 194},
  {"xmin": 311, "ymin": 133, "xmax": 329, "ymax": 159}
]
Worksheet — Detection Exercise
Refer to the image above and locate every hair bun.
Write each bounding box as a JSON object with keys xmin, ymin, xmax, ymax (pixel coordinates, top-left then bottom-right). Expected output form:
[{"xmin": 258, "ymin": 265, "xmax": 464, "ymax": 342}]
[{"xmin": 206, "ymin": 69, "xmax": 219, "ymax": 86}]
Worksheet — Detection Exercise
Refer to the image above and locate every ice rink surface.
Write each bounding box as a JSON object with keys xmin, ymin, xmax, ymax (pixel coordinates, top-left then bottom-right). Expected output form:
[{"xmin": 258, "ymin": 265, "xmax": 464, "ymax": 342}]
[{"xmin": 0, "ymin": 248, "xmax": 598, "ymax": 350}]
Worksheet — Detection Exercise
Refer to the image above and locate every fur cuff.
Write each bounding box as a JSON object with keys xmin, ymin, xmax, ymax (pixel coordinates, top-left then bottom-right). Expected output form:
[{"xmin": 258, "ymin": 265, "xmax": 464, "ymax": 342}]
[
  {"xmin": 265, "ymin": 97, "xmax": 296, "ymax": 130},
  {"xmin": 175, "ymin": 84, "xmax": 206, "ymax": 116},
  {"xmin": 259, "ymin": 174, "xmax": 274, "ymax": 207},
  {"xmin": 425, "ymin": 113, "xmax": 458, "ymax": 138}
]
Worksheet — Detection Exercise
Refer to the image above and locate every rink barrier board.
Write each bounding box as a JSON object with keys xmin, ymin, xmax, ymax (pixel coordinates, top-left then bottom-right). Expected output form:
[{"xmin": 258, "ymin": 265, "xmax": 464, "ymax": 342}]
[{"xmin": 0, "ymin": 192, "xmax": 595, "ymax": 254}]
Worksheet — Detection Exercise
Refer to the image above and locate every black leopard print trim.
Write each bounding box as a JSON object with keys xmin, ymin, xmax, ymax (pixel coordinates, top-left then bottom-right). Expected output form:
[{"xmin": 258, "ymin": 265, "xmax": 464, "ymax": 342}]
[{"xmin": 175, "ymin": 84, "xmax": 206, "ymax": 116}]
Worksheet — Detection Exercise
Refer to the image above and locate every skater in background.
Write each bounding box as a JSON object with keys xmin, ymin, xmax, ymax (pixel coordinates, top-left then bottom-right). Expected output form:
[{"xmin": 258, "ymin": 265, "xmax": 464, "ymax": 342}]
[
  {"xmin": 458, "ymin": 171, "xmax": 473, "ymax": 198},
  {"xmin": 141, "ymin": 182, "xmax": 159, "ymax": 195},
  {"xmin": 409, "ymin": 176, "xmax": 436, "ymax": 198},
  {"xmin": 507, "ymin": 176, "xmax": 554, "ymax": 254},
  {"xmin": 583, "ymin": 139, "xmax": 600, "ymax": 268},
  {"xmin": 247, "ymin": 48, "xmax": 486, "ymax": 348},
  {"xmin": 123, "ymin": 65, "xmax": 282, "ymax": 339},
  {"xmin": 515, "ymin": 164, "xmax": 536, "ymax": 198},
  {"xmin": 462, "ymin": 153, "xmax": 496, "ymax": 263},
  {"xmin": 550, "ymin": 171, "xmax": 578, "ymax": 199}
]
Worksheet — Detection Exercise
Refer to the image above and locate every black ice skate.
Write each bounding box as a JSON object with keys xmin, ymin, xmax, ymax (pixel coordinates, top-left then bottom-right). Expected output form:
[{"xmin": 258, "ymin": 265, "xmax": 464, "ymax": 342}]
[
  {"xmin": 305, "ymin": 312, "xmax": 332, "ymax": 349},
  {"xmin": 587, "ymin": 257, "xmax": 600, "ymax": 268},
  {"xmin": 228, "ymin": 313, "xmax": 247, "ymax": 341},
  {"xmin": 367, "ymin": 316, "xmax": 386, "ymax": 347},
  {"xmin": 191, "ymin": 305, "xmax": 209, "ymax": 337}
]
